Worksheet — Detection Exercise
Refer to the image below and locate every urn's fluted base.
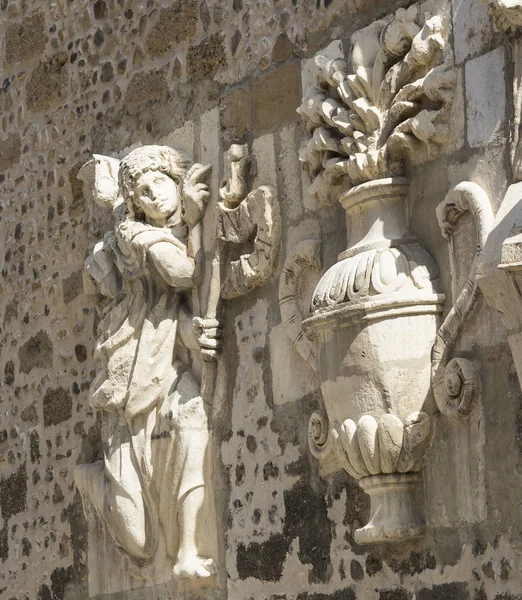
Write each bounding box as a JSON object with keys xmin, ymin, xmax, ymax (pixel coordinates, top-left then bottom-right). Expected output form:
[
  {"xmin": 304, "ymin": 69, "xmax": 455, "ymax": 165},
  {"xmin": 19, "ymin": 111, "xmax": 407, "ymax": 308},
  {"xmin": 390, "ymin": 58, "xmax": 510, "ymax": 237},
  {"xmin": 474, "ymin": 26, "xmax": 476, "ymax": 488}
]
[{"xmin": 355, "ymin": 473, "xmax": 424, "ymax": 544}]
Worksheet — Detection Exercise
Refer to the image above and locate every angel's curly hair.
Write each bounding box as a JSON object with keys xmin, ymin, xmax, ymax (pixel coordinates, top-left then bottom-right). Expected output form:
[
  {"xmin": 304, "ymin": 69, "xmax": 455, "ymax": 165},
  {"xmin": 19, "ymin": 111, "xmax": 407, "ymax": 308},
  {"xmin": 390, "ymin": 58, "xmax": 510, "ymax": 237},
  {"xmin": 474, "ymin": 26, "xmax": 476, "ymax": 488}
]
[{"xmin": 118, "ymin": 145, "xmax": 191, "ymax": 220}]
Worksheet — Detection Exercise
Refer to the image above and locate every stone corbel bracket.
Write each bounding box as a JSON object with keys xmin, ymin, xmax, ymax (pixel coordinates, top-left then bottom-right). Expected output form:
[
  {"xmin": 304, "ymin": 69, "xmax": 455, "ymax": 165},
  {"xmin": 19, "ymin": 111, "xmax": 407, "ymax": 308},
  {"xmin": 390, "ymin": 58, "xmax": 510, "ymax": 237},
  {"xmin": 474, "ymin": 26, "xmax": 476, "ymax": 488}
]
[
  {"xmin": 278, "ymin": 240, "xmax": 330, "ymax": 458},
  {"xmin": 433, "ymin": 182, "xmax": 495, "ymax": 416},
  {"xmin": 218, "ymin": 144, "xmax": 281, "ymax": 299},
  {"xmin": 279, "ymin": 239, "xmax": 322, "ymax": 371}
]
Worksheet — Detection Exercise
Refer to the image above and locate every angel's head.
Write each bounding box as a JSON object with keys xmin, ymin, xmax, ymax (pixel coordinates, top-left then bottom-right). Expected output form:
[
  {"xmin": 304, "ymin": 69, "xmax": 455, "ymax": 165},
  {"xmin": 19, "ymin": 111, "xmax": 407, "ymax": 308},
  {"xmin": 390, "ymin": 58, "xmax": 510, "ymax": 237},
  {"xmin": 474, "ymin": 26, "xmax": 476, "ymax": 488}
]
[{"xmin": 119, "ymin": 145, "xmax": 191, "ymax": 226}]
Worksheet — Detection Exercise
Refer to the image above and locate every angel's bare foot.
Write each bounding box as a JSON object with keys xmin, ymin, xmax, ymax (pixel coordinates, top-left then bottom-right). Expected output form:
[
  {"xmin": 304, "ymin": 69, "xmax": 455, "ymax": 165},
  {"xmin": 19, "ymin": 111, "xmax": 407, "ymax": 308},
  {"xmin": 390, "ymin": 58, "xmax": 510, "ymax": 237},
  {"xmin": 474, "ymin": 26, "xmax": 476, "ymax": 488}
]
[{"xmin": 173, "ymin": 555, "xmax": 216, "ymax": 579}]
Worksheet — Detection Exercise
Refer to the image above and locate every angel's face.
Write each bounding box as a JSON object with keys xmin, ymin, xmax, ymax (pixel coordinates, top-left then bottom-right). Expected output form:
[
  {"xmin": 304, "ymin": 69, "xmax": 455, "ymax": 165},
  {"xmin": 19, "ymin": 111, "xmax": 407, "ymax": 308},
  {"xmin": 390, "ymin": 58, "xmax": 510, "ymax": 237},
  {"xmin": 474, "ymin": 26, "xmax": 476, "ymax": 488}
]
[{"xmin": 133, "ymin": 170, "xmax": 180, "ymax": 222}]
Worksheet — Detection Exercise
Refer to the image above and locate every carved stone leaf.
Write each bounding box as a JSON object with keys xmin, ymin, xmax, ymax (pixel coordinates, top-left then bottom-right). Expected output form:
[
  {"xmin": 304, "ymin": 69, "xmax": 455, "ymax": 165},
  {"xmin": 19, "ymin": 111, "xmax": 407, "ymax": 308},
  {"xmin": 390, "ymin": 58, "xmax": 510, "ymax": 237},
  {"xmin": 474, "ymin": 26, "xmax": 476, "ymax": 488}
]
[{"xmin": 298, "ymin": 3, "xmax": 454, "ymax": 201}]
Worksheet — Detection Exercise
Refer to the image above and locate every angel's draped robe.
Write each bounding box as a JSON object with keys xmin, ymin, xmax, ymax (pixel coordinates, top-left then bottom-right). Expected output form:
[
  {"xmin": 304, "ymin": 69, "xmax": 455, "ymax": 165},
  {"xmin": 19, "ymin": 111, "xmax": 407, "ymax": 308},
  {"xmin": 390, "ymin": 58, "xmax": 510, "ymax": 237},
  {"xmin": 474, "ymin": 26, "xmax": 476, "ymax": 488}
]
[{"xmin": 76, "ymin": 224, "xmax": 214, "ymax": 574}]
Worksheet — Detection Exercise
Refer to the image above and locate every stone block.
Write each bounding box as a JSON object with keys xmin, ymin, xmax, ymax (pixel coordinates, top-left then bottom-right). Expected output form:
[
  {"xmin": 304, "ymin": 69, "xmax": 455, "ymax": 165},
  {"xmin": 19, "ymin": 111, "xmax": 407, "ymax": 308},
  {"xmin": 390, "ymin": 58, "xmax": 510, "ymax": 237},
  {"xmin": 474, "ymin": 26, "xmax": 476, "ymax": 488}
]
[
  {"xmin": 252, "ymin": 133, "xmax": 277, "ymax": 190},
  {"xmin": 0, "ymin": 464, "xmax": 27, "ymax": 520},
  {"xmin": 465, "ymin": 46, "xmax": 506, "ymax": 148},
  {"xmin": 93, "ymin": 0, "xmax": 108, "ymax": 19},
  {"xmin": 0, "ymin": 133, "xmax": 21, "ymax": 172},
  {"xmin": 159, "ymin": 120, "xmax": 195, "ymax": 160},
  {"xmin": 269, "ymin": 323, "xmax": 318, "ymax": 406},
  {"xmin": 4, "ymin": 11, "xmax": 47, "ymax": 66},
  {"xmin": 272, "ymin": 33, "xmax": 293, "ymax": 63},
  {"xmin": 18, "ymin": 330, "xmax": 53, "ymax": 374},
  {"xmin": 43, "ymin": 387, "xmax": 72, "ymax": 427},
  {"xmin": 418, "ymin": 583, "xmax": 470, "ymax": 600},
  {"xmin": 62, "ymin": 269, "xmax": 84, "ymax": 304},
  {"xmin": 145, "ymin": 2, "xmax": 198, "ymax": 58},
  {"xmin": 252, "ymin": 62, "xmax": 301, "ymax": 135},
  {"xmin": 0, "ymin": 522, "xmax": 7, "ymax": 563},
  {"xmin": 4, "ymin": 360, "xmax": 14, "ymax": 385},
  {"xmin": 453, "ymin": 0, "xmax": 494, "ymax": 64},
  {"xmin": 187, "ymin": 33, "xmax": 227, "ymax": 81},
  {"xmin": 220, "ymin": 87, "xmax": 250, "ymax": 142},
  {"xmin": 26, "ymin": 52, "xmax": 68, "ymax": 112},
  {"xmin": 379, "ymin": 591, "xmax": 411, "ymax": 600},
  {"xmin": 125, "ymin": 68, "xmax": 169, "ymax": 115}
]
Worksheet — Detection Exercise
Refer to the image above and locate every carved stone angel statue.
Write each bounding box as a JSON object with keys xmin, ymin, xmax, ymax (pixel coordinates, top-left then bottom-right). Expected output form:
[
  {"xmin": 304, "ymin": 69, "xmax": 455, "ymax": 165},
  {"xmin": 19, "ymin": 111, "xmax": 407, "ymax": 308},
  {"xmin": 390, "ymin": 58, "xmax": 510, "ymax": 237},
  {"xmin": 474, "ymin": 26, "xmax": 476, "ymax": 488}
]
[{"xmin": 74, "ymin": 145, "xmax": 219, "ymax": 581}]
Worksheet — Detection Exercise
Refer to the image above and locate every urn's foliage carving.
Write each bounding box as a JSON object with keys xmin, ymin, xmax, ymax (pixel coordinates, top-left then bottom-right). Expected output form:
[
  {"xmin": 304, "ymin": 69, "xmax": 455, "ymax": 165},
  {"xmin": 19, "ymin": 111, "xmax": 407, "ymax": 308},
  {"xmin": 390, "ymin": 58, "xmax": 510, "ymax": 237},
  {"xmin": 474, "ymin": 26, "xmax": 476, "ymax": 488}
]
[{"xmin": 298, "ymin": 4, "xmax": 455, "ymax": 202}]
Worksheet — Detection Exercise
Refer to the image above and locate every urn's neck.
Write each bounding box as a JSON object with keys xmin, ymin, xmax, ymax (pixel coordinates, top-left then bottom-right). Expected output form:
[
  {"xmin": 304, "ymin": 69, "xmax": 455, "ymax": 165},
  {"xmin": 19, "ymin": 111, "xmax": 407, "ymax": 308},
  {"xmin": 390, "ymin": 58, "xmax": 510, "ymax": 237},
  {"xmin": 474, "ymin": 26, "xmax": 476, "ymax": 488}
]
[{"xmin": 339, "ymin": 178, "xmax": 411, "ymax": 260}]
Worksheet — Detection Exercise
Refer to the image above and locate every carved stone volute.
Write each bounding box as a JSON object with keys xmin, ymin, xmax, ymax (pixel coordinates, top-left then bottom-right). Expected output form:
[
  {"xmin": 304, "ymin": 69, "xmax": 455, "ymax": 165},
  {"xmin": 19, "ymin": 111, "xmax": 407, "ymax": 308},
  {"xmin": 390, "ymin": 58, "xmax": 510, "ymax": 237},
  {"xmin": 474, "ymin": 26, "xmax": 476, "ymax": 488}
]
[{"xmin": 434, "ymin": 183, "xmax": 494, "ymax": 418}]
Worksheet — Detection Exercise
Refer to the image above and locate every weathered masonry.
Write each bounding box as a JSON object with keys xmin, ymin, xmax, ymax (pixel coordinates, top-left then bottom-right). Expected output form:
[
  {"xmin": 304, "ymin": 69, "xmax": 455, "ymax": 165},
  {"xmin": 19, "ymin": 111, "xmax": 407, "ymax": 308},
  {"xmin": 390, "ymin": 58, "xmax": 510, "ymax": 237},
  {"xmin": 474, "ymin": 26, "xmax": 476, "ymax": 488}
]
[{"xmin": 1, "ymin": 1, "xmax": 522, "ymax": 599}]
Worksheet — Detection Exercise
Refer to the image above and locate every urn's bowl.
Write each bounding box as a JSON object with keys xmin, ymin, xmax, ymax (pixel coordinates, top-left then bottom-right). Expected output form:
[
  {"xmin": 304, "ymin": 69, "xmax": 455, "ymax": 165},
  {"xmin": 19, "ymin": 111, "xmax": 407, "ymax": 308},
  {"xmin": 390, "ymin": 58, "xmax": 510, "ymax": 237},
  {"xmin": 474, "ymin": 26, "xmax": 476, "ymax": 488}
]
[
  {"xmin": 302, "ymin": 236, "xmax": 445, "ymax": 478},
  {"xmin": 307, "ymin": 310, "xmax": 440, "ymax": 425}
]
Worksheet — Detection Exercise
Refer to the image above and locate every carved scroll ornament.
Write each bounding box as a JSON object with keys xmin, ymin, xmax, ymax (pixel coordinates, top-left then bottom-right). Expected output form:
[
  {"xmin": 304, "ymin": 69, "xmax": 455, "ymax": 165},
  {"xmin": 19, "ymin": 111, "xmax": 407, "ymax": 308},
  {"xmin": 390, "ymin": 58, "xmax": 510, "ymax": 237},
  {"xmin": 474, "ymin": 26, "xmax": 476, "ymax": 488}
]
[
  {"xmin": 434, "ymin": 182, "xmax": 494, "ymax": 417},
  {"xmin": 74, "ymin": 143, "xmax": 280, "ymax": 584}
]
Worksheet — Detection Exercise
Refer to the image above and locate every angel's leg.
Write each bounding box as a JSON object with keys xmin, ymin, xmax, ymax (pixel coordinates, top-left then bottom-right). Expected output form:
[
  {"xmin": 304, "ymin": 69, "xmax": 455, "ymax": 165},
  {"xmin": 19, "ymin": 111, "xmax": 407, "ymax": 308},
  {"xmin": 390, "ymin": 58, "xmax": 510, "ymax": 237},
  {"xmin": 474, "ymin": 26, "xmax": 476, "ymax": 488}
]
[
  {"xmin": 75, "ymin": 415, "xmax": 153, "ymax": 560},
  {"xmin": 172, "ymin": 484, "xmax": 215, "ymax": 579}
]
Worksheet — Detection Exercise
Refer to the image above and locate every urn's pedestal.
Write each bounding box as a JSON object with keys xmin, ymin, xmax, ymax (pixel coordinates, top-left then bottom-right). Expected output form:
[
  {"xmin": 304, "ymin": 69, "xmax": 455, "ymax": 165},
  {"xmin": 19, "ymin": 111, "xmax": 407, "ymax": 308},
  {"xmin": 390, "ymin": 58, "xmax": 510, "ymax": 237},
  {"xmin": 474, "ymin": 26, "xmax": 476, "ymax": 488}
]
[{"xmin": 355, "ymin": 473, "xmax": 424, "ymax": 544}]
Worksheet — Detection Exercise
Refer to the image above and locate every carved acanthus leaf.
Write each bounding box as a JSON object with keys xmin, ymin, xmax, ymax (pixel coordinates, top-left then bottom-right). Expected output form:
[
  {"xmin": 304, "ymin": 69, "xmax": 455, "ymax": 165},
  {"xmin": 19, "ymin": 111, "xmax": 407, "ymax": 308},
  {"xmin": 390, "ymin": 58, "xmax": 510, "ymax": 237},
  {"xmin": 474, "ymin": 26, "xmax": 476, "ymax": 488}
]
[
  {"xmin": 298, "ymin": 4, "xmax": 455, "ymax": 202},
  {"xmin": 311, "ymin": 243, "xmax": 439, "ymax": 311},
  {"xmin": 331, "ymin": 412, "xmax": 433, "ymax": 479}
]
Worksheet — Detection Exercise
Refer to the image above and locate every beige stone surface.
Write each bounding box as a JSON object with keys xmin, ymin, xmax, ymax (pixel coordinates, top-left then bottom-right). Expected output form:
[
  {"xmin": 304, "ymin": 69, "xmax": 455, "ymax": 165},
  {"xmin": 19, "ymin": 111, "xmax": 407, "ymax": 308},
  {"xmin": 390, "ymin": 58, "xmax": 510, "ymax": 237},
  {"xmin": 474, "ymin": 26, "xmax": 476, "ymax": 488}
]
[
  {"xmin": 1, "ymin": 0, "xmax": 522, "ymax": 599},
  {"xmin": 252, "ymin": 63, "xmax": 301, "ymax": 135},
  {"xmin": 220, "ymin": 87, "xmax": 250, "ymax": 143}
]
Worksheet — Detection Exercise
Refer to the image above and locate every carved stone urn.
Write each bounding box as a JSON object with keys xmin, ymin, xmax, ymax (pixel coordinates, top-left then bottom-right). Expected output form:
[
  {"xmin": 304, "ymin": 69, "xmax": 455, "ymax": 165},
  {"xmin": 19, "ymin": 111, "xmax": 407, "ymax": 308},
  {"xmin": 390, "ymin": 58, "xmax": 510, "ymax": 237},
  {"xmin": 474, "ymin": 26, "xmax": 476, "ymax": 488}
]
[
  {"xmin": 302, "ymin": 177, "xmax": 445, "ymax": 543},
  {"xmin": 292, "ymin": 3, "xmax": 460, "ymax": 543}
]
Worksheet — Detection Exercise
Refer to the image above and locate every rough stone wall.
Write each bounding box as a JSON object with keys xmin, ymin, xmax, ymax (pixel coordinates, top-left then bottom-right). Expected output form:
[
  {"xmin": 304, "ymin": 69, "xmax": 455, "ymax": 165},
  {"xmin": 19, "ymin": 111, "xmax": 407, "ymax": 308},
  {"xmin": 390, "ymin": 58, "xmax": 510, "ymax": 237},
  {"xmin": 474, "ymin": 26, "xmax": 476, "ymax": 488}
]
[{"xmin": 0, "ymin": 0, "xmax": 522, "ymax": 599}]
